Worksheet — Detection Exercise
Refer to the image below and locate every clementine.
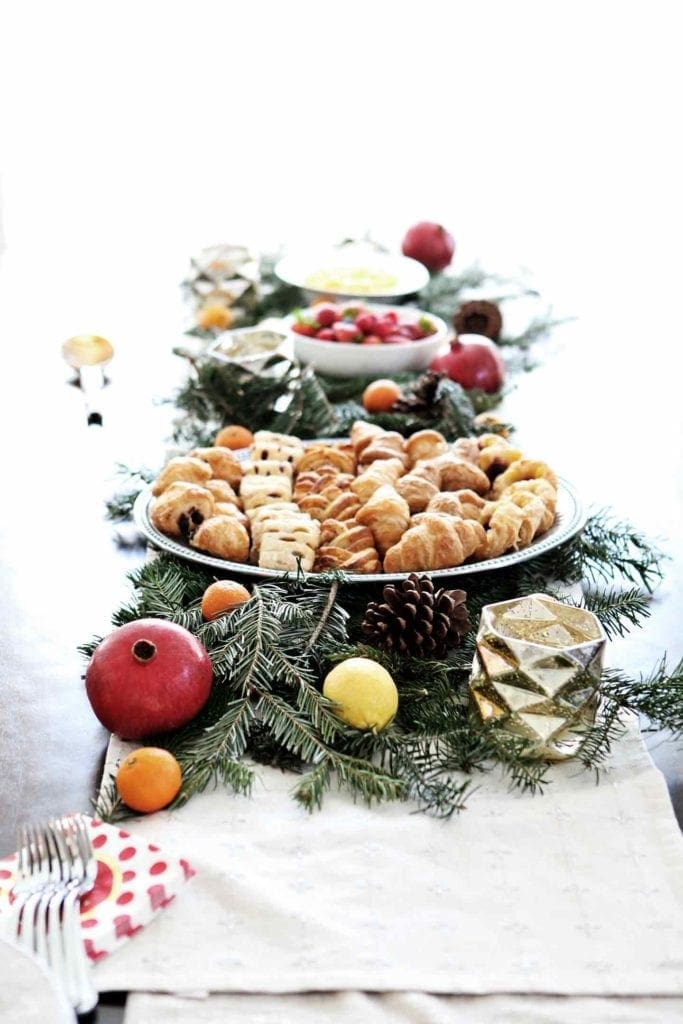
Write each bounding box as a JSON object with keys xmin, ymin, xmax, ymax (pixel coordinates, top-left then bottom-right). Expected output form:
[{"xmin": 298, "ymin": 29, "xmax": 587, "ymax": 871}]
[
  {"xmin": 201, "ymin": 579, "xmax": 251, "ymax": 621},
  {"xmin": 197, "ymin": 302, "xmax": 234, "ymax": 331},
  {"xmin": 214, "ymin": 424, "xmax": 254, "ymax": 450},
  {"xmin": 362, "ymin": 379, "xmax": 402, "ymax": 413},
  {"xmin": 115, "ymin": 747, "xmax": 182, "ymax": 813}
]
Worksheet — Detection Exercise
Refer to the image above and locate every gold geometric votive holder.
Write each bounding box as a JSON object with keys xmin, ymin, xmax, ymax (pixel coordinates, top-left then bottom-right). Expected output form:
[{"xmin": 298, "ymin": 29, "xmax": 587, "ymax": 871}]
[{"xmin": 469, "ymin": 593, "xmax": 607, "ymax": 760}]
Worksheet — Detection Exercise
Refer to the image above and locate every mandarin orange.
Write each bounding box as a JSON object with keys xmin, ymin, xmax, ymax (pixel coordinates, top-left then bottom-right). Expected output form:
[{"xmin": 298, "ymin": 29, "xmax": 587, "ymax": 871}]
[
  {"xmin": 201, "ymin": 579, "xmax": 251, "ymax": 621},
  {"xmin": 362, "ymin": 379, "xmax": 402, "ymax": 413},
  {"xmin": 214, "ymin": 424, "xmax": 254, "ymax": 450},
  {"xmin": 115, "ymin": 747, "xmax": 182, "ymax": 813}
]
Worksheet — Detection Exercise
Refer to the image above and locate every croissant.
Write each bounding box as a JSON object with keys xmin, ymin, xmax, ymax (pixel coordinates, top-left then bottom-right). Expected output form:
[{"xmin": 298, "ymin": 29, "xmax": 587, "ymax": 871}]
[
  {"xmin": 491, "ymin": 459, "xmax": 558, "ymax": 498},
  {"xmin": 297, "ymin": 444, "xmax": 356, "ymax": 475},
  {"xmin": 204, "ymin": 479, "xmax": 241, "ymax": 506},
  {"xmin": 477, "ymin": 442, "xmax": 523, "ymax": 478},
  {"xmin": 351, "ymin": 458, "xmax": 405, "ymax": 504},
  {"xmin": 214, "ymin": 502, "xmax": 249, "ymax": 528},
  {"xmin": 355, "ymin": 484, "xmax": 410, "ymax": 557},
  {"xmin": 451, "ymin": 438, "xmax": 481, "ymax": 464},
  {"xmin": 359, "ymin": 433, "xmax": 411, "ymax": 470},
  {"xmin": 404, "ymin": 429, "xmax": 448, "ymax": 465},
  {"xmin": 395, "ymin": 472, "xmax": 440, "ymax": 513},
  {"xmin": 190, "ymin": 515, "xmax": 250, "ymax": 562},
  {"xmin": 350, "ymin": 420, "xmax": 384, "ymax": 457},
  {"xmin": 383, "ymin": 513, "xmax": 486, "ymax": 572},
  {"xmin": 190, "ymin": 447, "xmax": 243, "ymax": 488},
  {"xmin": 420, "ymin": 455, "xmax": 490, "ymax": 494},
  {"xmin": 427, "ymin": 489, "xmax": 489, "ymax": 522},
  {"xmin": 151, "ymin": 456, "xmax": 212, "ymax": 496},
  {"xmin": 150, "ymin": 482, "xmax": 215, "ymax": 539}
]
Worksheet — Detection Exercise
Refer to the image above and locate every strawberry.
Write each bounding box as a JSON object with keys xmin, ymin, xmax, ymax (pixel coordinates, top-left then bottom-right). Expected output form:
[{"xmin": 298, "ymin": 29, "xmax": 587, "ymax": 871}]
[
  {"xmin": 316, "ymin": 328, "xmax": 336, "ymax": 340},
  {"xmin": 333, "ymin": 321, "xmax": 363, "ymax": 343},
  {"xmin": 292, "ymin": 321, "xmax": 317, "ymax": 337},
  {"xmin": 355, "ymin": 312, "xmax": 379, "ymax": 334},
  {"xmin": 313, "ymin": 303, "xmax": 341, "ymax": 327}
]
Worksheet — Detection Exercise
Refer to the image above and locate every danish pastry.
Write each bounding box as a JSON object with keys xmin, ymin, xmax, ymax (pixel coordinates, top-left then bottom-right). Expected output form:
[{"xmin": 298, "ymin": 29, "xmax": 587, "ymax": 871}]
[
  {"xmin": 152, "ymin": 456, "xmax": 212, "ymax": 496},
  {"xmin": 150, "ymin": 482, "xmax": 215, "ymax": 538},
  {"xmin": 190, "ymin": 515, "xmax": 250, "ymax": 562}
]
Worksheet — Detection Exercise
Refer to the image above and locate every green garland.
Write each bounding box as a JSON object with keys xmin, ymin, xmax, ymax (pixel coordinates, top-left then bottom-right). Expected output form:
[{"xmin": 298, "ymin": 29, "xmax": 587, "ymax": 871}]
[{"xmin": 84, "ymin": 511, "xmax": 681, "ymax": 823}]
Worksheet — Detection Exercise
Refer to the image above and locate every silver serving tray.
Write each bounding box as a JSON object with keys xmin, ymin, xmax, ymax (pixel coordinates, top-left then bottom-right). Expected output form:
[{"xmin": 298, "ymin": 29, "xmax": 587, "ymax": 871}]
[{"xmin": 133, "ymin": 443, "xmax": 587, "ymax": 582}]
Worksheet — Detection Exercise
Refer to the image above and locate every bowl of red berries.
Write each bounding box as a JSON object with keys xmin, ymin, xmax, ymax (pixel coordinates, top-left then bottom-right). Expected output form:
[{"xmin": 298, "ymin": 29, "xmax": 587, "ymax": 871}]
[{"xmin": 286, "ymin": 301, "xmax": 449, "ymax": 378}]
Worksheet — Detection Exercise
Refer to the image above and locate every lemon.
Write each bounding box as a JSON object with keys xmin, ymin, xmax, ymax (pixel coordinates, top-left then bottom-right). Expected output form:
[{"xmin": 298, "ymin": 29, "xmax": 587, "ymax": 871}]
[{"xmin": 323, "ymin": 657, "xmax": 398, "ymax": 732}]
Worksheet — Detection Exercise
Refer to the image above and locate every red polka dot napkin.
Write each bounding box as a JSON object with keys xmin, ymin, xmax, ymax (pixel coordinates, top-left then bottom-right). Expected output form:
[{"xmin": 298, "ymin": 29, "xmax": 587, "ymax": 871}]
[{"xmin": 0, "ymin": 817, "xmax": 195, "ymax": 962}]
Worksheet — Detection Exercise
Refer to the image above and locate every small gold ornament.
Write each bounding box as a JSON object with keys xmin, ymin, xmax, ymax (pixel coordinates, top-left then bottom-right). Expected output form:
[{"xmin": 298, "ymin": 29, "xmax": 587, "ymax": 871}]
[{"xmin": 469, "ymin": 593, "xmax": 606, "ymax": 760}]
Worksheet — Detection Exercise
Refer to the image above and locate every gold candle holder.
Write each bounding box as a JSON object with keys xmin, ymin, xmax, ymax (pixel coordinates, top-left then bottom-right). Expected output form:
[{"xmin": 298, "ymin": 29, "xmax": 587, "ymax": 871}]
[{"xmin": 469, "ymin": 593, "xmax": 606, "ymax": 760}]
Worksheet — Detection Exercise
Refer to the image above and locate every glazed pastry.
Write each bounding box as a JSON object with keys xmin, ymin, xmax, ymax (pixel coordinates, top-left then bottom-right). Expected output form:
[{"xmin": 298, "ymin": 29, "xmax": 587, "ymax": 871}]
[
  {"xmin": 190, "ymin": 515, "xmax": 250, "ymax": 562},
  {"xmin": 395, "ymin": 472, "xmax": 440, "ymax": 513},
  {"xmin": 190, "ymin": 447, "xmax": 243, "ymax": 488},
  {"xmin": 240, "ymin": 474, "xmax": 292, "ymax": 510},
  {"xmin": 151, "ymin": 456, "xmax": 212, "ymax": 496},
  {"xmin": 252, "ymin": 513, "xmax": 320, "ymax": 554},
  {"xmin": 383, "ymin": 513, "xmax": 486, "ymax": 572},
  {"xmin": 404, "ymin": 429, "xmax": 448, "ymax": 464},
  {"xmin": 258, "ymin": 533, "xmax": 316, "ymax": 572},
  {"xmin": 319, "ymin": 521, "xmax": 376, "ymax": 552},
  {"xmin": 351, "ymin": 458, "xmax": 405, "ymax": 504},
  {"xmin": 251, "ymin": 431, "xmax": 303, "ymax": 469},
  {"xmin": 491, "ymin": 458, "xmax": 558, "ymax": 498},
  {"xmin": 355, "ymin": 485, "xmax": 410, "ymax": 557},
  {"xmin": 204, "ymin": 479, "xmax": 241, "ymax": 506},
  {"xmin": 297, "ymin": 444, "xmax": 356, "ymax": 476},
  {"xmin": 150, "ymin": 482, "xmax": 215, "ymax": 539},
  {"xmin": 427, "ymin": 489, "xmax": 489, "ymax": 522},
  {"xmin": 294, "ymin": 470, "xmax": 354, "ymax": 500}
]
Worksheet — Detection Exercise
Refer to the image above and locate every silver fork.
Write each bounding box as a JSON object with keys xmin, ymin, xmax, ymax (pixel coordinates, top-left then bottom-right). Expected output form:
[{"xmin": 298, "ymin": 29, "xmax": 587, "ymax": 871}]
[{"xmin": 50, "ymin": 814, "xmax": 99, "ymax": 1015}]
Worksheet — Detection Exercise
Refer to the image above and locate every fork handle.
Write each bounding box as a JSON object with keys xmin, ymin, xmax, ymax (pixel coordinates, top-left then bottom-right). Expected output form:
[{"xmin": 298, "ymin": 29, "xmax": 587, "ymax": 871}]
[{"xmin": 61, "ymin": 889, "xmax": 99, "ymax": 1015}]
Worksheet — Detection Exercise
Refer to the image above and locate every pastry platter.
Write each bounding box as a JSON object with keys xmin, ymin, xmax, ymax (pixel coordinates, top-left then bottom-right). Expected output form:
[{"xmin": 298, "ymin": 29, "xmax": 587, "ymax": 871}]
[{"xmin": 133, "ymin": 439, "xmax": 587, "ymax": 583}]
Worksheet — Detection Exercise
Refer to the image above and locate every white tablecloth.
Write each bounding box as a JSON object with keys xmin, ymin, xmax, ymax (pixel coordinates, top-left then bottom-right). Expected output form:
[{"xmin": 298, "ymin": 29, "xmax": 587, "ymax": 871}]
[{"xmin": 94, "ymin": 716, "xmax": 683, "ymax": 998}]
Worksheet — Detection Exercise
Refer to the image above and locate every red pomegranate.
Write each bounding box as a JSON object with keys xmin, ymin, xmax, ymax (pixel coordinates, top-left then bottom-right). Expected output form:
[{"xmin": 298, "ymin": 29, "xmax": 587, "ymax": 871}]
[
  {"xmin": 85, "ymin": 618, "xmax": 213, "ymax": 739},
  {"xmin": 430, "ymin": 334, "xmax": 505, "ymax": 393},
  {"xmin": 401, "ymin": 221, "xmax": 455, "ymax": 273}
]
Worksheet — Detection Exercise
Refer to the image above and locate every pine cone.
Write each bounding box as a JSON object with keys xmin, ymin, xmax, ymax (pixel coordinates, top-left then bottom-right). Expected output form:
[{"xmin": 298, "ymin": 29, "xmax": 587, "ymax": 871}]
[
  {"xmin": 392, "ymin": 370, "xmax": 443, "ymax": 414},
  {"xmin": 453, "ymin": 300, "xmax": 503, "ymax": 341},
  {"xmin": 361, "ymin": 573, "xmax": 470, "ymax": 658}
]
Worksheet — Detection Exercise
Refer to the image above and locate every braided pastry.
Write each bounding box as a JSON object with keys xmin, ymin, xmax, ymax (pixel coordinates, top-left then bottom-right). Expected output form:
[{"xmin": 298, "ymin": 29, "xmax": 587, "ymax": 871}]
[
  {"xmin": 298, "ymin": 480, "xmax": 361, "ymax": 522},
  {"xmin": 351, "ymin": 458, "xmax": 405, "ymax": 503},
  {"xmin": 294, "ymin": 470, "xmax": 353, "ymax": 500},
  {"xmin": 355, "ymin": 484, "xmax": 410, "ymax": 556},
  {"xmin": 152, "ymin": 456, "xmax": 212, "ymax": 496},
  {"xmin": 319, "ymin": 521, "xmax": 376, "ymax": 552},
  {"xmin": 404, "ymin": 429, "xmax": 448, "ymax": 465},
  {"xmin": 314, "ymin": 545, "xmax": 382, "ymax": 574},
  {"xmin": 491, "ymin": 458, "xmax": 558, "ymax": 498},
  {"xmin": 297, "ymin": 444, "xmax": 356, "ymax": 475},
  {"xmin": 384, "ymin": 513, "xmax": 486, "ymax": 572}
]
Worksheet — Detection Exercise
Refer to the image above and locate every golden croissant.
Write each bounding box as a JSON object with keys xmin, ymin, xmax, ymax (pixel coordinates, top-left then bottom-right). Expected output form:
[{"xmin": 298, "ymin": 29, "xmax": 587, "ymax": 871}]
[{"xmin": 383, "ymin": 513, "xmax": 487, "ymax": 572}]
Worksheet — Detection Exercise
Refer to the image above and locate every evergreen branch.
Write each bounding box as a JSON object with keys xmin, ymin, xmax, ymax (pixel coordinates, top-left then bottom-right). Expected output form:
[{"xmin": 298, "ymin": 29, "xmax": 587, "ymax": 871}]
[
  {"xmin": 577, "ymin": 510, "xmax": 665, "ymax": 593},
  {"xmin": 105, "ymin": 464, "xmax": 155, "ymax": 522},
  {"xmin": 257, "ymin": 690, "xmax": 330, "ymax": 763},
  {"xmin": 580, "ymin": 587, "xmax": 652, "ymax": 639},
  {"xmin": 293, "ymin": 758, "xmax": 333, "ymax": 811},
  {"xmin": 601, "ymin": 658, "xmax": 683, "ymax": 737},
  {"xmin": 92, "ymin": 776, "xmax": 131, "ymax": 823}
]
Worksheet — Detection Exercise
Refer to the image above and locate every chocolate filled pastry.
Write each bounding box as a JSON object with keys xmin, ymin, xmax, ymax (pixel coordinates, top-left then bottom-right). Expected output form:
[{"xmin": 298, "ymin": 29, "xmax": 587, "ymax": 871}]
[
  {"xmin": 150, "ymin": 481, "xmax": 215, "ymax": 539},
  {"xmin": 152, "ymin": 456, "xmax": 212, "ymax": 496}
]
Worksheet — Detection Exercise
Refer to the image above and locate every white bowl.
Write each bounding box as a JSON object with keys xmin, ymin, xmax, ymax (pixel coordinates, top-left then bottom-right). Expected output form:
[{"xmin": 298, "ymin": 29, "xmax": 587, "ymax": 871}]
[
  {"xmin": 275, "ymin": 246, "xmax": 429, "ymax": 301},
  {"xmin": 285, "ymin": 304, "xmax": 450, "ymax": 378}
]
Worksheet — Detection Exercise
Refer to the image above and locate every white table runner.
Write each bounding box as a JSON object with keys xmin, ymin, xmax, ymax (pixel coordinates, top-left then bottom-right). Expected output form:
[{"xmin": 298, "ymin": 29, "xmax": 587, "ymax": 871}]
[{"xmin": 94, "ymin": 715, "xmax": 683, "ymax": 997}]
